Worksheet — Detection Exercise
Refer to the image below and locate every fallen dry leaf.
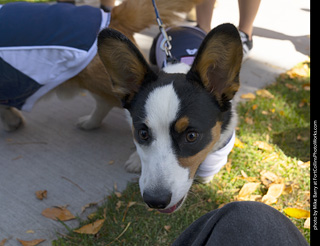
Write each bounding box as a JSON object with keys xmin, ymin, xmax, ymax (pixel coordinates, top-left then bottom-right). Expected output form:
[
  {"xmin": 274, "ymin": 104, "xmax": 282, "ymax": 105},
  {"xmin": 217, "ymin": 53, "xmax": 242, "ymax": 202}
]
[
  {"xmin": 74, "ymin": 219, "xmax": 105, "ymax": 235},
  {"xmin": 260, "ymin": 170, "xmax": 279, "ymax": 187},
  {"xmin": 287, "ymin": 64, "xmax": 309, "ymax": 78},
  {"xmin": 81, "ymin": 202, "xmax": 98, "ymax": 214},
  {"xmin": 127, "ymin": 201, "xmax": 137, "ymax": 208},
  {"xmin": 225, "ymin": 160, "xmax": 232, "ymax": 173},
  {"xmin": 256, "ymin": 89, "xmax": 274, "ymax": 99},
  {"xmin": 35, "ymin": 190, "xmax": 47, "ymax": 200},
  {"xmin": 41, "ymin": 207, "xmax": 75, "ymax": 221},
  {"xmin": 253, "ymin": 141, "xmax": 273, "ymax": 152},
  {"xmin": 261, "ymin": 183, "xmax": 285, "ymax": 205},
  {"xmin": 261, "ymin": 152, "xmax": 279, "ymax": 163},
  {"xmin": 17, "ymin": 239, "xmax": 45, "ymax": 246},
  {"xmin": 0, "ymin": 239, "xmax": 7, "ymax": 246},
  {"xmin": 164, "ymin": 225, "xmax": 171, "ymax": 232},
  {"xmin": 297, "ymin": 160, "xmax": 310, "ymax": 169},
  {"xmin": 284, "ymin": 207, "xmax": 310, "ymax": 219},
  {"xmin": 238, "ymin": 182, "xmax": 260, "ymax": 198},
  {"xmin": 240, "ymin": 93, "xmax": 256, "ymax": 100},
  {"xmin": 302, "ymin": 83, "xmax": 310, "ymax": 91},
  {"xmin": 234, "ymin": 138, "xmax": 245, "ymax": 148},
  {"xmin": 304, "ymin": 217, "xmax": 310, "ymax": 229},
  {"xmin": 245, "ymin": 117, "xmax": 254, "ymax": 125},
  {"xmin": 114, "ymin": 192, "xmax": 122, "ymax": 198}
]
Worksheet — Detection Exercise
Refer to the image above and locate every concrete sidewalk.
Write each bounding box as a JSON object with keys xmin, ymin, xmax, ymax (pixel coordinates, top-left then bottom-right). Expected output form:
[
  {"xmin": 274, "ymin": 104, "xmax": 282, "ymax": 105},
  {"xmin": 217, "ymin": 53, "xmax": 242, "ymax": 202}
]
[{"xmin": 0, "ymin": 0, "xmax": 310, "ymax": 245}]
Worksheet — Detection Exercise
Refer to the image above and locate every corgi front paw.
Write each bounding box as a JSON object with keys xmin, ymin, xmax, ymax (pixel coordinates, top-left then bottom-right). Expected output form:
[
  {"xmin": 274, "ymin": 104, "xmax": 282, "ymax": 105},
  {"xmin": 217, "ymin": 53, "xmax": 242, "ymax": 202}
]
[
  {"xmin": 125, "ymin": 151, "xmax": 141, "ymax": 173},
  {"xmin": 0, "ymin": 107, "xmax": 24, "ymax": 132}
]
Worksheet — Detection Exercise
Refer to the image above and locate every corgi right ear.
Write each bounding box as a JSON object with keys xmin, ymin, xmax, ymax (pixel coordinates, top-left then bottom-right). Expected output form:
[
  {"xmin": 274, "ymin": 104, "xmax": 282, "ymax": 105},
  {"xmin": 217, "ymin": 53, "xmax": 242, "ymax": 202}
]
[{"xmin": 98, "ymin": 28, "xmax": 157, "ymax": 107}]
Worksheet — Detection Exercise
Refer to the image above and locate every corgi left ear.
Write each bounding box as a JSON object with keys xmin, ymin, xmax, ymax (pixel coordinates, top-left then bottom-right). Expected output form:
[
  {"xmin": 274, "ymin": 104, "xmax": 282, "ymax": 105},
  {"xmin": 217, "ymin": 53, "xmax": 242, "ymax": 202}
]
[
  {"xmin": 98, "ymin": 28, "xmax": 157, "ymax": 108},
  {"xmin": 187, "ymin": 23, "xmax": 243, "ymax": 110}
]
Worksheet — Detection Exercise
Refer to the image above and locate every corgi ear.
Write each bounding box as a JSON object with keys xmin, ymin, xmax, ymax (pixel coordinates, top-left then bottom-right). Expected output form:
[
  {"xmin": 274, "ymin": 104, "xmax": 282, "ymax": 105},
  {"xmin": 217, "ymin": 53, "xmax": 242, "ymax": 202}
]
[
  {"xmin": 98, "ymin": 28, "xmax": 157, "ymax": 107},
  {"xmin": 187, "ymin": 23, "xmax": 243, "ymax": 110}
]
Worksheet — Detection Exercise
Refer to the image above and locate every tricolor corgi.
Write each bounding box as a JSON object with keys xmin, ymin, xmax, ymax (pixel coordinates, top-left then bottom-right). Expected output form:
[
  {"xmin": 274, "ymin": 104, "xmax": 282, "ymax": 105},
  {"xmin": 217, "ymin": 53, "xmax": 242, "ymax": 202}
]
[{"xmin": 97, "ymin": 23, "xmax": 243, "ymax": 213}]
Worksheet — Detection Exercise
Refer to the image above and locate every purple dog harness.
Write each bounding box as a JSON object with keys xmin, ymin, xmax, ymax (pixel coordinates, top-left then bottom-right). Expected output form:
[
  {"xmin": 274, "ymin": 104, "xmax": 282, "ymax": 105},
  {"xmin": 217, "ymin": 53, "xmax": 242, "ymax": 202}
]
[{"xmin": 0, "ymin": 3, "xmax": 110, "ymax": 111}]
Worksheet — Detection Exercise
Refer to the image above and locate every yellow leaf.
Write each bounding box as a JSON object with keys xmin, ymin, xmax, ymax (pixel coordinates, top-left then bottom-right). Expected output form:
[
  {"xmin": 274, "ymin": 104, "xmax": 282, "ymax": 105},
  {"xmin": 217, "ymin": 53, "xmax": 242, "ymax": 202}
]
[
  {"xmin": 284, "ymin": 208, "xmax": 310, "ymax": 219},
  {"xmin": 41, "ymin": 207, "xmax": 75, "ymax": 221},
  {"xmin": 256, "ymin": 89, "xmax": 274, "ymax": 99},
  {"xmin": 234, "ymin": 138, "xmax": 245, "ymax": 148},
  {"xmin": 74, "ymin": 219, "xmax": 105, "ymax": 235},
  {"xmin": 241, "ymin": 93, "xmax": 256, "ymax": 100},
  {"xmin": 253, "ymin": 141, "xmax": 273, "ymax": 152},
  {"xmin": 17, "ymin": 239, "xmax": 45, "ymax": 246},
  {"xmin": 238, "ymin": 182, "xmax": 260, "ymax": 198}
]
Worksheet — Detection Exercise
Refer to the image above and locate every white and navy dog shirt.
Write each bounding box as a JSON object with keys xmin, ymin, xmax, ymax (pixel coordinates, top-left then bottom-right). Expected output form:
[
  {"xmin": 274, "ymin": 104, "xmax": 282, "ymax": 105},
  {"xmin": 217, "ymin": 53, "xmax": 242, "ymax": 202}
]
[{"xmin": 0, "ymin": 2, "xmax": 110, "ymax": 111}]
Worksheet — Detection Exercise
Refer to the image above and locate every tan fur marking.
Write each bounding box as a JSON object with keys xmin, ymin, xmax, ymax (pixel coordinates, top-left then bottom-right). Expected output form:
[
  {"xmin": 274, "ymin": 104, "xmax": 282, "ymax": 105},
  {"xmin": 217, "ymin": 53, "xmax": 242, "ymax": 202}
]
[
  {"xmin": 175, "ymin": 116, "xmax": 189, "ymax": 133},
  {"xmin": 178, "ymin": 122, "xmax": 222, "ymax": 178}
]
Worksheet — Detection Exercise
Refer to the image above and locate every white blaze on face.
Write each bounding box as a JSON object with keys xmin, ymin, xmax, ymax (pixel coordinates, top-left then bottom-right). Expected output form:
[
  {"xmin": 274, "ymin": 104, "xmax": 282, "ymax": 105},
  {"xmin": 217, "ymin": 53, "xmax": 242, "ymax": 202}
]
[{"xmin": 135, "ymin": 83, "xmax": 192, "ymax": 208}]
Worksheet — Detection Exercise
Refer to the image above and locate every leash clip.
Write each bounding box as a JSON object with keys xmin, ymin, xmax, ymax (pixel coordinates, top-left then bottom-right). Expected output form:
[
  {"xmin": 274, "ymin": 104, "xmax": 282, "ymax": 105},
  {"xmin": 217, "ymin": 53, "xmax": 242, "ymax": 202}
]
[{"xmin": 159, "ymin": 24, "xmax": 172, "ymax": 58}]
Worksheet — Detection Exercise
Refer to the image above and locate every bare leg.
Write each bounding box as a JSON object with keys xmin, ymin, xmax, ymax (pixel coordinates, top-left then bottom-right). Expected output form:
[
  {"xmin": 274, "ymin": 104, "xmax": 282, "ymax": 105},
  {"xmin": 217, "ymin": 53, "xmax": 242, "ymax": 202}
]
[
  {"xmin": 196, "ymin": 0, "xmax": 216, "ymax": 33},
  {"xmin": 238, "ymin": 0, "xmax": 261, "ymax": 39}
]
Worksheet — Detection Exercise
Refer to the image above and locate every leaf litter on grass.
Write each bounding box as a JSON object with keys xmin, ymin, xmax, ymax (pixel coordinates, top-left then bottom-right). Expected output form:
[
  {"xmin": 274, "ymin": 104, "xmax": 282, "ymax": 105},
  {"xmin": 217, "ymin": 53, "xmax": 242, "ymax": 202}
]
[{"xmin": 53, "ymin": 61, "xmax": 310, "ymax": 245}]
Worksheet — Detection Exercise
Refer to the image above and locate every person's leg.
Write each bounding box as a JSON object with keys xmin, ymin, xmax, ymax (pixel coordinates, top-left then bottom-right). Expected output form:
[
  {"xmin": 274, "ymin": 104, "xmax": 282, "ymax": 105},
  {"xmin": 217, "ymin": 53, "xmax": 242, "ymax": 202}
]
[
  {"xmin": 172, "ymin": 201, "xmax": 308, "ymax": 246},
  {"xmin": 238, "ymin": 0, "xmax": 261, "ymax": 39},
  {"xmin": 196, "ymin": 0, "xmax": 216, "ymax": 33}
]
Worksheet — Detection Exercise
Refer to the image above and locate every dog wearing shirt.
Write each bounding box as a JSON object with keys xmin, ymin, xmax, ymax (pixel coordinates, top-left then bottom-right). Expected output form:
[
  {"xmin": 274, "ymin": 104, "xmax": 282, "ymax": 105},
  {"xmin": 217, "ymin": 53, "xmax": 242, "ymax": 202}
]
[
  {"xmin": 97, "ymin": 24, "xmax": 242, "ymax": 213},
  {"xmin": 0, "ymin": 0, "xmax": 200, "ymax": 131}
]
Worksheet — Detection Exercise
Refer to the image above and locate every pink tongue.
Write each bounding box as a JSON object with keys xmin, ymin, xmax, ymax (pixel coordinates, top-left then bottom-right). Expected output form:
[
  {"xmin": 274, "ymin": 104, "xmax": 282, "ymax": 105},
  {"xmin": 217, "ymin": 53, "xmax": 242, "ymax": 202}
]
[{"xmin": 158, "ymin": 204, "xmax": 177, "ymax": 214}]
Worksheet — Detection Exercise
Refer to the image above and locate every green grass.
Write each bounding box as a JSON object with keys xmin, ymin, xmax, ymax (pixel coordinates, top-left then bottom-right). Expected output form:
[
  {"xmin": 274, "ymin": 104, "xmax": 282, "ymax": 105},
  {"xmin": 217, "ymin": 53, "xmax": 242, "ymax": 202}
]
[{"xmin": 54, "ymin": 61, "xmax": 310, "ymax": 245}]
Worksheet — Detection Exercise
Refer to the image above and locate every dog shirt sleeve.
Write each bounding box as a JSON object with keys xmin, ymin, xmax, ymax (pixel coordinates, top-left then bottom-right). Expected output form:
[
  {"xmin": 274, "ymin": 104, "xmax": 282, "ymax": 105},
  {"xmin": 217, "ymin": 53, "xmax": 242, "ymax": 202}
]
[{"xmin": 196, "ymin": 131, "xmax": 235, "ymax": 178}]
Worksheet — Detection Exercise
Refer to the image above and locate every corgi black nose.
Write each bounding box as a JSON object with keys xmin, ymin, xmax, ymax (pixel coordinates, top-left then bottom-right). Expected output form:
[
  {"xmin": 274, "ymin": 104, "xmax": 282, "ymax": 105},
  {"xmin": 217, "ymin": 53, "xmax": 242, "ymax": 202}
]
[{"xmin": 143, "ymin": 190, "xmax": 172, "ymax": 209}]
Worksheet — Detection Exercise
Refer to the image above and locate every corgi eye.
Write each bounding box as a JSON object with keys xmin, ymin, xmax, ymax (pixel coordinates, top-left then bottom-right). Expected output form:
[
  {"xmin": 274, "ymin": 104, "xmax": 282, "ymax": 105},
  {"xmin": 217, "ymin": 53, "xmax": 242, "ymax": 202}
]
[
  {"xmin": 186, "ymin": 131, "xmax": 199, "ymax": 143},
  {"xmin": 138, "ymin": 129, "xmax": 149, "ymax": 141}
]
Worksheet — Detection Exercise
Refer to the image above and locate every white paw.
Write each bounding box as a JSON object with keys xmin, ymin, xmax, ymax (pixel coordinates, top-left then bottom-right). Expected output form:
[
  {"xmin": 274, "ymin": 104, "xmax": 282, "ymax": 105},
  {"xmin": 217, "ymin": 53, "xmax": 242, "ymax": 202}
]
[
  {"xmin": 0, "ymin": 108, "xmax": 24, "ymax": 132},
  {"xmin": 77, "ymin": 115, "xmax": 101, "ymax": 130},
  {"xmin": 125, "ymin": 151, "xmax": 141, "ymax": 173}
]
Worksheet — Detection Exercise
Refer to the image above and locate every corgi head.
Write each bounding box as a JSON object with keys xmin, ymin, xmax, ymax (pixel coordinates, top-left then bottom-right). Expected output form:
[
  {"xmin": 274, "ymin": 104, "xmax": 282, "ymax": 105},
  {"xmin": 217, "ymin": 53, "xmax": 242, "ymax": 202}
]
[{"xmin": 98, "ymin": 24, "xmax": 242, "ymax": 213}]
